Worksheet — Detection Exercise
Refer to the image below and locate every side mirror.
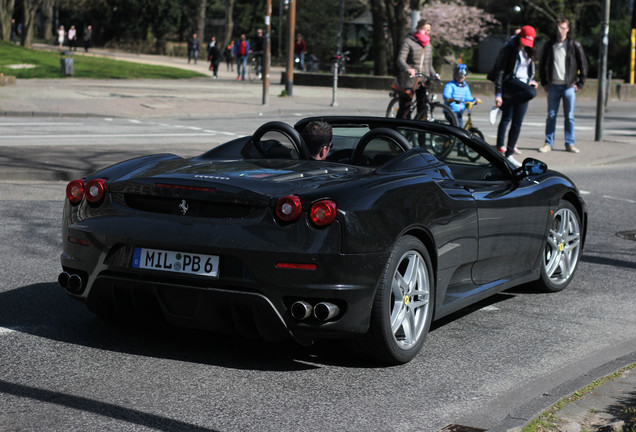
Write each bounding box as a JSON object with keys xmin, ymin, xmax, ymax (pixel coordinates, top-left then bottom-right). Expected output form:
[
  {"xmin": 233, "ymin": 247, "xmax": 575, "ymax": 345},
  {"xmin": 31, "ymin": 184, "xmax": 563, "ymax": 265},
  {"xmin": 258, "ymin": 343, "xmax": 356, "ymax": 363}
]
[{"xmin": 522, "ymin": 158, "xmax": 548, "ymax": 176}]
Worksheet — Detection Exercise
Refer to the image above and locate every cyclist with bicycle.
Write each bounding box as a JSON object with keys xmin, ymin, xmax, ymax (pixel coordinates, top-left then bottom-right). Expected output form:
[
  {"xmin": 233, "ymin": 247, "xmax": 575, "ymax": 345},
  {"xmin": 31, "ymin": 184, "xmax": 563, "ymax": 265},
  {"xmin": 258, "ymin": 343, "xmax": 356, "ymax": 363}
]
[
  {"xmin": 395, "ymin": 19, "xmax": 438, "ymax": 119},
  {"xmin": 252, "ymin": 28, "xmax": 265, "ymax": 79},
  {"xmin": 443, "ymin": 64, "xmax": 481, "ymax": 128}
]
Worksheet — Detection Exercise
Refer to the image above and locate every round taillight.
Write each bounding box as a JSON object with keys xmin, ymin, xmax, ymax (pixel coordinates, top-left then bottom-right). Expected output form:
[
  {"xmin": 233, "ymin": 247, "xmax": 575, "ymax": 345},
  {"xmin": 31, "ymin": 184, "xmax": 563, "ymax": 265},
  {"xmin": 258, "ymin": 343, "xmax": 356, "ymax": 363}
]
[
  {"xmin": 310, "ymin": 200, "xmax": 337, "ymax": 227},
  {"xmin": 276, "ymin": 195, "xmax": 302, "ymax": 222},
  {"xmin": 66, "ymin": 179, "xmax": 85, "ymax": 204},
  {"xmin": 84, "ymin": 179, "xmax": 107, "ymax": 204}
]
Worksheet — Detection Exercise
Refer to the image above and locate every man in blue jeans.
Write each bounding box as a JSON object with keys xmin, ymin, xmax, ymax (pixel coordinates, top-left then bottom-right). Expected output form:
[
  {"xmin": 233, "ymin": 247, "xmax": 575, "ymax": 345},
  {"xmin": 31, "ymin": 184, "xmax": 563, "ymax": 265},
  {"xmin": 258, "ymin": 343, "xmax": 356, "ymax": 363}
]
[{"xmin": 538, "ymin": 18, "xmax": 588, "ymax": 154}]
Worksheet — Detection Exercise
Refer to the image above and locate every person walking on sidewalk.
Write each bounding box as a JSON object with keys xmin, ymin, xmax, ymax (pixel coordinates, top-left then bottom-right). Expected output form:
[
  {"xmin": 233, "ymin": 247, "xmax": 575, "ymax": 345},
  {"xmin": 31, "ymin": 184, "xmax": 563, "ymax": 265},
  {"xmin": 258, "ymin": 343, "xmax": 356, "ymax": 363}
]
[
  {"xmin": 57, "ymin": 25, "xmax": 66, "ymax": 51},
  {"xmin": 538, "ymin": 18, "xmax": 588, "ymax": 154},
  {"xmin": 68, "ymin": 25, "xmax": 77, "ymax": 51},
  {"xmin": 188, "ymin": 33, "xmax": 200, "ymax": 64},
  {"xmin": 208, "ymin": 36, "xmax": 221, "ymax": 79},
  {"xmin": 83, "ymin": 25, "xmax": 92, "ymax": 52},
  {"xmin": 225, "ymin": 41, "xmax": 234, "ymax": 72},
  {"xmin": 234, "ymin": 34, "xmax": 250, "ymax": 80},
  {"xmin": 489, "ymin": 25, "xmax": 538, "ymax": 167}
]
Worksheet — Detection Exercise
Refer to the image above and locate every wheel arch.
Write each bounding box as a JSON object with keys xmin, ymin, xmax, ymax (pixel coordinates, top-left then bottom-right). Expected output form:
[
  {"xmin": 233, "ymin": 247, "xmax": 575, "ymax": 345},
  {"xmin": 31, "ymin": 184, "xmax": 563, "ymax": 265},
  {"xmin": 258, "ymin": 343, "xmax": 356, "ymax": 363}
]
[
  {"xmin": 400, "ymin": 226, "xmax": 438, "ymax": 283},
  {"xmin": 561, "ymin": 191, "xmax": 587, "ymax": 248}
]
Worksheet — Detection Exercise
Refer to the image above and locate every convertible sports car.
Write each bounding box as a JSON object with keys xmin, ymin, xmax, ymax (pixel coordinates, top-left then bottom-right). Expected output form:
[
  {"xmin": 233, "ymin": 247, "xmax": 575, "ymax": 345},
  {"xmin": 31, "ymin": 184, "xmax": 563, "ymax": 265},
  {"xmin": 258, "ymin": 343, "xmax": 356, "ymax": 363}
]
[{"xmin": 59, "ymin": 116, "xmax": 587, "ymax": 364}]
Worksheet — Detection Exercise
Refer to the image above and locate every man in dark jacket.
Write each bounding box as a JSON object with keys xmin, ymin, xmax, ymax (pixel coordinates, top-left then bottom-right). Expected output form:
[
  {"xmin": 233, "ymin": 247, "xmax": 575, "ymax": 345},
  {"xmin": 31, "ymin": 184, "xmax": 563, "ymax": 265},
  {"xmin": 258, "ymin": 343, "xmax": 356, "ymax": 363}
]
[
  {"xmin": 188, "ymin": 33, "xmax": 200, "ymax": 64},
  {"xmin": 538, "ymin": 18, "xmax": 588, "ymax": 154}
]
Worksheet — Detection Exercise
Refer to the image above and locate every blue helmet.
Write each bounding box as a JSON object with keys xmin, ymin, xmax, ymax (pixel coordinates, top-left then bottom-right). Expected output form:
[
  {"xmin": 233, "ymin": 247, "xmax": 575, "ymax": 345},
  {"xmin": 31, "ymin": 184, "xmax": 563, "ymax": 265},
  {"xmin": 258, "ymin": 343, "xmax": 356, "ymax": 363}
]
[{"xmin": 453, "ymin": 63, "xmax": 467, "ymax": 76}]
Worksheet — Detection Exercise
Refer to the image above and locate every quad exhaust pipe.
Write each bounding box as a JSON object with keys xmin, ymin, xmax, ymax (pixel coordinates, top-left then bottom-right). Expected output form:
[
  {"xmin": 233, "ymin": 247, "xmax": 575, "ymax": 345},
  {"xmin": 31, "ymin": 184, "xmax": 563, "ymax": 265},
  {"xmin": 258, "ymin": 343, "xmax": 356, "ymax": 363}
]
[
  {"xmin": 290, "ymin": 301, "xmax": 313, "ymax": 320},
  {"xmin": 290, "ymin": 301, "xmax": 340, "ymax": 322},
  {"xmin": 313, "ymin": 302, "xmax": 340, "ymax": 321},
  {"xmin": 58, "ymin": 272, "xmax": 84, "ymax": 294}
]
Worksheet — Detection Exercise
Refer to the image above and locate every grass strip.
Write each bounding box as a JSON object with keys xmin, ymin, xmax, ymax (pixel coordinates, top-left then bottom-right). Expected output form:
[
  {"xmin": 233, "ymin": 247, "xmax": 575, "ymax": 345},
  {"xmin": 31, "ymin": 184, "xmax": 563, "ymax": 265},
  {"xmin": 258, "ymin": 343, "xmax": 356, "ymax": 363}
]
[
  {"xmin": 523, "ymin": 363, "xmax": 636, "ymax": 432},
  {"xmin": 0, "ymin": 41, "xmax": 206, "ymax": 79}
]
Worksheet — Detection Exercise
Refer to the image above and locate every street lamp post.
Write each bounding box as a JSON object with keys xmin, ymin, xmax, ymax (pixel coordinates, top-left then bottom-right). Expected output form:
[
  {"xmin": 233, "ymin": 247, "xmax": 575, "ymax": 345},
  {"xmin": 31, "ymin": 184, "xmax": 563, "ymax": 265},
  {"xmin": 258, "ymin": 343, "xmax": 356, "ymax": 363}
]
[
  {"xmin": 595, "ymin": 0, "xmax": 611, "ymax": 141},
  {"xmin": 331, "ymin": 0, "xmax": 344, "ymax": 107},
  {"xmin": 285, "ymin": 0, "xmax": 295, "ymax": 96},
  {"xmin": 262, "ymin": 0, "xmax": 272, "ymax": 106}
]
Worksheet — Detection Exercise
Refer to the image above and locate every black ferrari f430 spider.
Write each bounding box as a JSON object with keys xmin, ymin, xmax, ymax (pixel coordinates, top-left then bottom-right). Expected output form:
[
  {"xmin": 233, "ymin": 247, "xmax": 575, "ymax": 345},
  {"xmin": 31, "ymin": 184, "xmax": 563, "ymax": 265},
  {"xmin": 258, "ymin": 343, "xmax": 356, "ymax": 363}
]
[{"xmin": 59, "ymin": 116, "xmax": 587, "ymax": 364}]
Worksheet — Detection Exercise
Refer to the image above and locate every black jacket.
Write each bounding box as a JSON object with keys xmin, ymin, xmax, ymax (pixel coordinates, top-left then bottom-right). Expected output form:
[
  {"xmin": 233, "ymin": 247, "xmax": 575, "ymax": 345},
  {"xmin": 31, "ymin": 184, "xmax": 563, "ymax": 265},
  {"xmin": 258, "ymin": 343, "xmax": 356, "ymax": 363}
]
[
  {"xmin": 488, "ymin": 38, "xmax": 535, "ymax": 96},
  {"xmin": 539, "ymin": 38, "xmax": 587, "ymax": 89}
]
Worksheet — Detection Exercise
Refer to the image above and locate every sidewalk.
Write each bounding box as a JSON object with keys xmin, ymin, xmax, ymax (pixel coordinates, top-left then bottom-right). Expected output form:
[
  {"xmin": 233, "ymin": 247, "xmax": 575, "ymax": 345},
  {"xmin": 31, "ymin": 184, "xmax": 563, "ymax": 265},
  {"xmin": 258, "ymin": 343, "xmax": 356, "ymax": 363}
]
[{"xmin": 1, "ymin": 47, "xmax": 636, "ymax": 432}]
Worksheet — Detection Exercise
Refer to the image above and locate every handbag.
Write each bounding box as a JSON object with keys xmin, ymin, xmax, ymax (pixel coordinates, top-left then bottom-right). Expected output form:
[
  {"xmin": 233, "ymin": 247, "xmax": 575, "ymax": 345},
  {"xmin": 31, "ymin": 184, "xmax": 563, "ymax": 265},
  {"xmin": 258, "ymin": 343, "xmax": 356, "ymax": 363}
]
[{"xmin": 502, "ymin": 76, "xmax": 536, "ymax": 103}]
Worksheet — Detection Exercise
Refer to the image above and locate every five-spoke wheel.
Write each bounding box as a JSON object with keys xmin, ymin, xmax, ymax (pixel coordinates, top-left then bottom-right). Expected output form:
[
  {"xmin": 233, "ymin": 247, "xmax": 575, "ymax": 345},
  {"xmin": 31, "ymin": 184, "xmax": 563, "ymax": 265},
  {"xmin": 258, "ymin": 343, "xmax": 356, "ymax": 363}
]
[
  {"xmin": 361, "ymin": 235, "xmax": 434, "ymax": 364},
  {"xmin": 536, "ymin": 200, "xmax": 582, "ymax": 292}
]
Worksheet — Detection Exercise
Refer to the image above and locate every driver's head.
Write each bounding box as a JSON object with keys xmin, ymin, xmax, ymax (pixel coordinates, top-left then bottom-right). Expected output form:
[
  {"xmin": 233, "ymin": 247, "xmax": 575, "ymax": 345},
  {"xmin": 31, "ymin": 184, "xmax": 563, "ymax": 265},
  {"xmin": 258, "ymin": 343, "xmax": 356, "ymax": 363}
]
[{"xmin": 302, "ymin": 121, "xmax": 333, "ymax": 160}]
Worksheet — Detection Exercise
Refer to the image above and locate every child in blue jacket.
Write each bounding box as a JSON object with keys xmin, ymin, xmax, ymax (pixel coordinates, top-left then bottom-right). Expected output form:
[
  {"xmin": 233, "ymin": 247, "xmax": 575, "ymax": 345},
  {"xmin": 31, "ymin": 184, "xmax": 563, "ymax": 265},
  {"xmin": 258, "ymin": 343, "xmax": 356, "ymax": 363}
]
[{"xmin": 443, "ymin": 63, "xmax": 481, "ymax": 128}]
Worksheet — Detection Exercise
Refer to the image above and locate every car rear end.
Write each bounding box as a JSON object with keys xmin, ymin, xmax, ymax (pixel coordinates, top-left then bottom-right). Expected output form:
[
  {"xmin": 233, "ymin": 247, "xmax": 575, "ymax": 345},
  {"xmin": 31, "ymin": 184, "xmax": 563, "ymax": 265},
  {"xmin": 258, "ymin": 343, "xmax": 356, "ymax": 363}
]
[{"xmin": 60, "ymin": 159, "xmax": 388, "ymax": 342}]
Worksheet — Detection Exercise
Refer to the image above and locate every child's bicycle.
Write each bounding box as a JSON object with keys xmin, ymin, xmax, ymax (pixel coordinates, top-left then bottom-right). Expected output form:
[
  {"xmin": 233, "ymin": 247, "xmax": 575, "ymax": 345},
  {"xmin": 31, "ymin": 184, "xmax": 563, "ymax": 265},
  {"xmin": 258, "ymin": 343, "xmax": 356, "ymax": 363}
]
[{"xmin": 433, "ymin": 100, "xmax": 483, "ymax": 162}]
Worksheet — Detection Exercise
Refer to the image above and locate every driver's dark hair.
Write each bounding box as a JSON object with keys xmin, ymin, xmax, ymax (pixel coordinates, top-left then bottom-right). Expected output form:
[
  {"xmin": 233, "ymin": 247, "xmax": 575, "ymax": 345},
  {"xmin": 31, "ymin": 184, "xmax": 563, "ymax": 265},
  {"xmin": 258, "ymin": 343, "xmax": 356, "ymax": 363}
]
[{"xmin": 301, "ymin": 121, "xmax": 332, "ymax": 157}]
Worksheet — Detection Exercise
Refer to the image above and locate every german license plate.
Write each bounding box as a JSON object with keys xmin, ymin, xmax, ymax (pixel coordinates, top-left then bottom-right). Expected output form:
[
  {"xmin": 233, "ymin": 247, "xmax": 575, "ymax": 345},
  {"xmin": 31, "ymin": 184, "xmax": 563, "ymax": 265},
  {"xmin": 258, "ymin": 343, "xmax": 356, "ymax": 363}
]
[{"xmin": 132, "ymin": 247, "xmax": 219, "ymax": 278}]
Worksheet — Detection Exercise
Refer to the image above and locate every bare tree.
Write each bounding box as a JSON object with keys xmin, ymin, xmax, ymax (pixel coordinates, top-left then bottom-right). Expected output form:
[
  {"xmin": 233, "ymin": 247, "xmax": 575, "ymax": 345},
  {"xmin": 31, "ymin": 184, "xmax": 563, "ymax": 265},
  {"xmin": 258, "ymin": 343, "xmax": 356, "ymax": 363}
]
[
  {"xmin": 385, "ymin": 0, "xmax": 408, "ymax": 74},
  {"xmin": 39, "ymin": 0, "xmax": 55, "ymax": 41},
  {"xmin": 197, "ymin": 0, "xmax": 206, "ymax": 40},
  {"xmin": 409, "ymin": 0, "xmax": 423, "ymax": 30},
  {"xmin": 519, "ymin": 0, "xmax": 595, "ymax": 32},
  {"xmin": 0, "ymin": 0, "xmax": 16, "ymax": 41},
  {"xmin": 369, "ymin": 0, "xmax": 388, "ymax": 75},
  {"xmin": 223, "ymin": 0, "xmax": 235, "ymax": 47},
  {"xmin": 21, "ymin": 0, "xmax": 45, "ymax": 48}
]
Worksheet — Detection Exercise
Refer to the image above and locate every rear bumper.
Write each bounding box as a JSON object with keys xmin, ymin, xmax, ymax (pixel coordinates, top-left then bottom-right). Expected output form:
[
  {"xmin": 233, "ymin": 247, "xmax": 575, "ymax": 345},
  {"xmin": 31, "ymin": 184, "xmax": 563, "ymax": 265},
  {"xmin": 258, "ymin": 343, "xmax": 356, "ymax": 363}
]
[
  {"xmin": 82, "ymin": 272, "xmax": 381, "ymax": 341},
  {"xmin": 61, "ymin": 238, "xmax": 388, "ymax": 340}
]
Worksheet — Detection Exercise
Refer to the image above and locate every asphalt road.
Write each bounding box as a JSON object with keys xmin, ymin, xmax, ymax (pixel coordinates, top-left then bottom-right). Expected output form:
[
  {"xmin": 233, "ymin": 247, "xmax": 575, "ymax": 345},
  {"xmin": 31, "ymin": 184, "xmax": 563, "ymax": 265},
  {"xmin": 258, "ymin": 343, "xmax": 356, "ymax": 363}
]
[{"xmin": 1, "ymin": 142, "xmax": 635, "ymax": 431}]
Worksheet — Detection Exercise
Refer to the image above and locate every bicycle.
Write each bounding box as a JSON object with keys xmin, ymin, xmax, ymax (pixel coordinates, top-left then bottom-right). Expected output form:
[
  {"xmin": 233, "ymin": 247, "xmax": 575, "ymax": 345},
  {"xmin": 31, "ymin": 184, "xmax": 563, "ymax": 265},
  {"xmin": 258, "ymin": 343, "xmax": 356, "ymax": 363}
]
[
  {"xmin": 330, "ymin": 51, "xmax": 350, "ymax": 75},
  {"xmin": 385, "ymin": 75, "xmax": 458, "ymax": 128},
  {"xmin": 433, "ymin": 100, "xmax": 483, "ymax": 162},
  {"xmin": 247, "ymin": 53, "xmax": 262, "ymax": 81}
]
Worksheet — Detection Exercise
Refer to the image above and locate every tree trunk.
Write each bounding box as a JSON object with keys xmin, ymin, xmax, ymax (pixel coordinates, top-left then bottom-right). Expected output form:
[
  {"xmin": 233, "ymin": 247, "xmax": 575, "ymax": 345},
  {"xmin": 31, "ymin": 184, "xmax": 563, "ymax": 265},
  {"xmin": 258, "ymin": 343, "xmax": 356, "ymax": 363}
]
[
  {"xmin": 40, "ymin": 0, "xmax": 54, "ymax": 41},
  {"xmin": 385, "ymin": 0, "xmax": 408, "ymax": 75},
  {"xmin": 197, "ymin": 0, "xmax": 206, "ymax": 40},
  {"xmin": 223, "ymin": 0, "xmax": 234, "ymax": 47},
  {"xmin": 370, "ymin": 0, "xmax": 387, "ymax": 75},
  {"xmin": 410, "ymin": 0, "xmax": 422, "ymax": 31},
  {"xmin": 0, "ymin": 0, "xmax": 16, "ymax": 41},
  {"xmin": 21, "ymin": 0, "xmax": 43, "ymax": 48}
]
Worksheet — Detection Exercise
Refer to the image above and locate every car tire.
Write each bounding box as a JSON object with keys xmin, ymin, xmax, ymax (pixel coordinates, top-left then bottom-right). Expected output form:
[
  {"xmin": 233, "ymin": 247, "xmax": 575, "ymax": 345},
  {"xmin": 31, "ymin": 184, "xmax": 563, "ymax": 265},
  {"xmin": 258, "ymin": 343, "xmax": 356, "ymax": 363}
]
[
  {"xmin": 533, "ymin": 200, "xmax": 582, "ymax": 292},
  {"xmin": 360, "ymin": 235, "xmax": 434, "ymax": 364}
]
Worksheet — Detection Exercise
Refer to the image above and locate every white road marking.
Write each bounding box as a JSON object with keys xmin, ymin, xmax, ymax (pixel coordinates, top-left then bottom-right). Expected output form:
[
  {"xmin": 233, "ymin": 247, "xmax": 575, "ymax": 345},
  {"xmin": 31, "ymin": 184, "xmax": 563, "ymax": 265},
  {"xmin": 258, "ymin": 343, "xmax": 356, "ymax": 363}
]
[
  {"xmin": 480, "ymin": 305, "xmax": 499, "ymax": 312},
  {"xmin": 0, "ymin": 122, "xmax": 85, "ymax": 126},
  {"xmin": 579, "ymin": 190, "xmax": 591, "ymax": 195},
  {"xmin": 0, "ymin": 118, "xmax": 237, "ymax": 143},
  {"xmin": 203, "ymin": 130, "xmax": 236, "ymax": 136},
  {"xmin": 603, "ymin": 195, "xmax": 636, "ymax": 204}
]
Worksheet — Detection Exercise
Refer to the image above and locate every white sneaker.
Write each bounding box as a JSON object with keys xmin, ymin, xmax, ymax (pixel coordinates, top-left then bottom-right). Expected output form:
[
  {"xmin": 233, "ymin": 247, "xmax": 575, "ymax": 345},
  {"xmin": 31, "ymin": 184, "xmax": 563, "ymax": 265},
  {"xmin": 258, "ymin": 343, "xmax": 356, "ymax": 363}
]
[
  {"xmin": 507, "ymin": 155, "xmax": 522, "ymax": 168},
  {"xmin": 489, "ymin": 106, "xmax": 500, "ymax": 125},
  {"xmin": 538, "ymin": 144, "xmax": 552, "ymax": 153}
]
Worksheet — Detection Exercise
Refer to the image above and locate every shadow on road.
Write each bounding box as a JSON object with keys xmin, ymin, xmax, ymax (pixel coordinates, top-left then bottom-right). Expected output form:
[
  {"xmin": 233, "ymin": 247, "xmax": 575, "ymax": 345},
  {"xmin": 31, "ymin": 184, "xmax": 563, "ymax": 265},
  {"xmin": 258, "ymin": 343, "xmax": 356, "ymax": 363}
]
[
  {"xmin": 0, "ymin": 282, "xmax": 383, "ymax": 370},
  {"xmin": 0, "ymin": 379, "xmax": 220, "ymax": 432}
]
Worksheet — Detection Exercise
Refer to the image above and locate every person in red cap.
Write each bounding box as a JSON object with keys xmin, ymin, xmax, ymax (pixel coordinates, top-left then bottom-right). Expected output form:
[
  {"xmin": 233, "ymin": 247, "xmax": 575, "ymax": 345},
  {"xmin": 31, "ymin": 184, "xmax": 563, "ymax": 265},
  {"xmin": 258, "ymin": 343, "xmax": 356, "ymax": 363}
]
[
  {"xmin": 395, "ymin": 19, "xmax": 439, "ymax": 119},
  {"xmin": 489, "ymin": 25, "xmax": 539, "ymax": 168}
]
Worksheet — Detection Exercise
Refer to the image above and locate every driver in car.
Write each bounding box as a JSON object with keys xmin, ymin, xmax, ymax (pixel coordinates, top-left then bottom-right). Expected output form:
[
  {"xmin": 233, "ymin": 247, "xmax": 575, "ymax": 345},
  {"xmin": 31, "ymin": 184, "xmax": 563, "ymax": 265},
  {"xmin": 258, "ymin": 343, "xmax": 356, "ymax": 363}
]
[{"xmin": 301, "ymin": 121, "xmax": 333, "ymax": 161}]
